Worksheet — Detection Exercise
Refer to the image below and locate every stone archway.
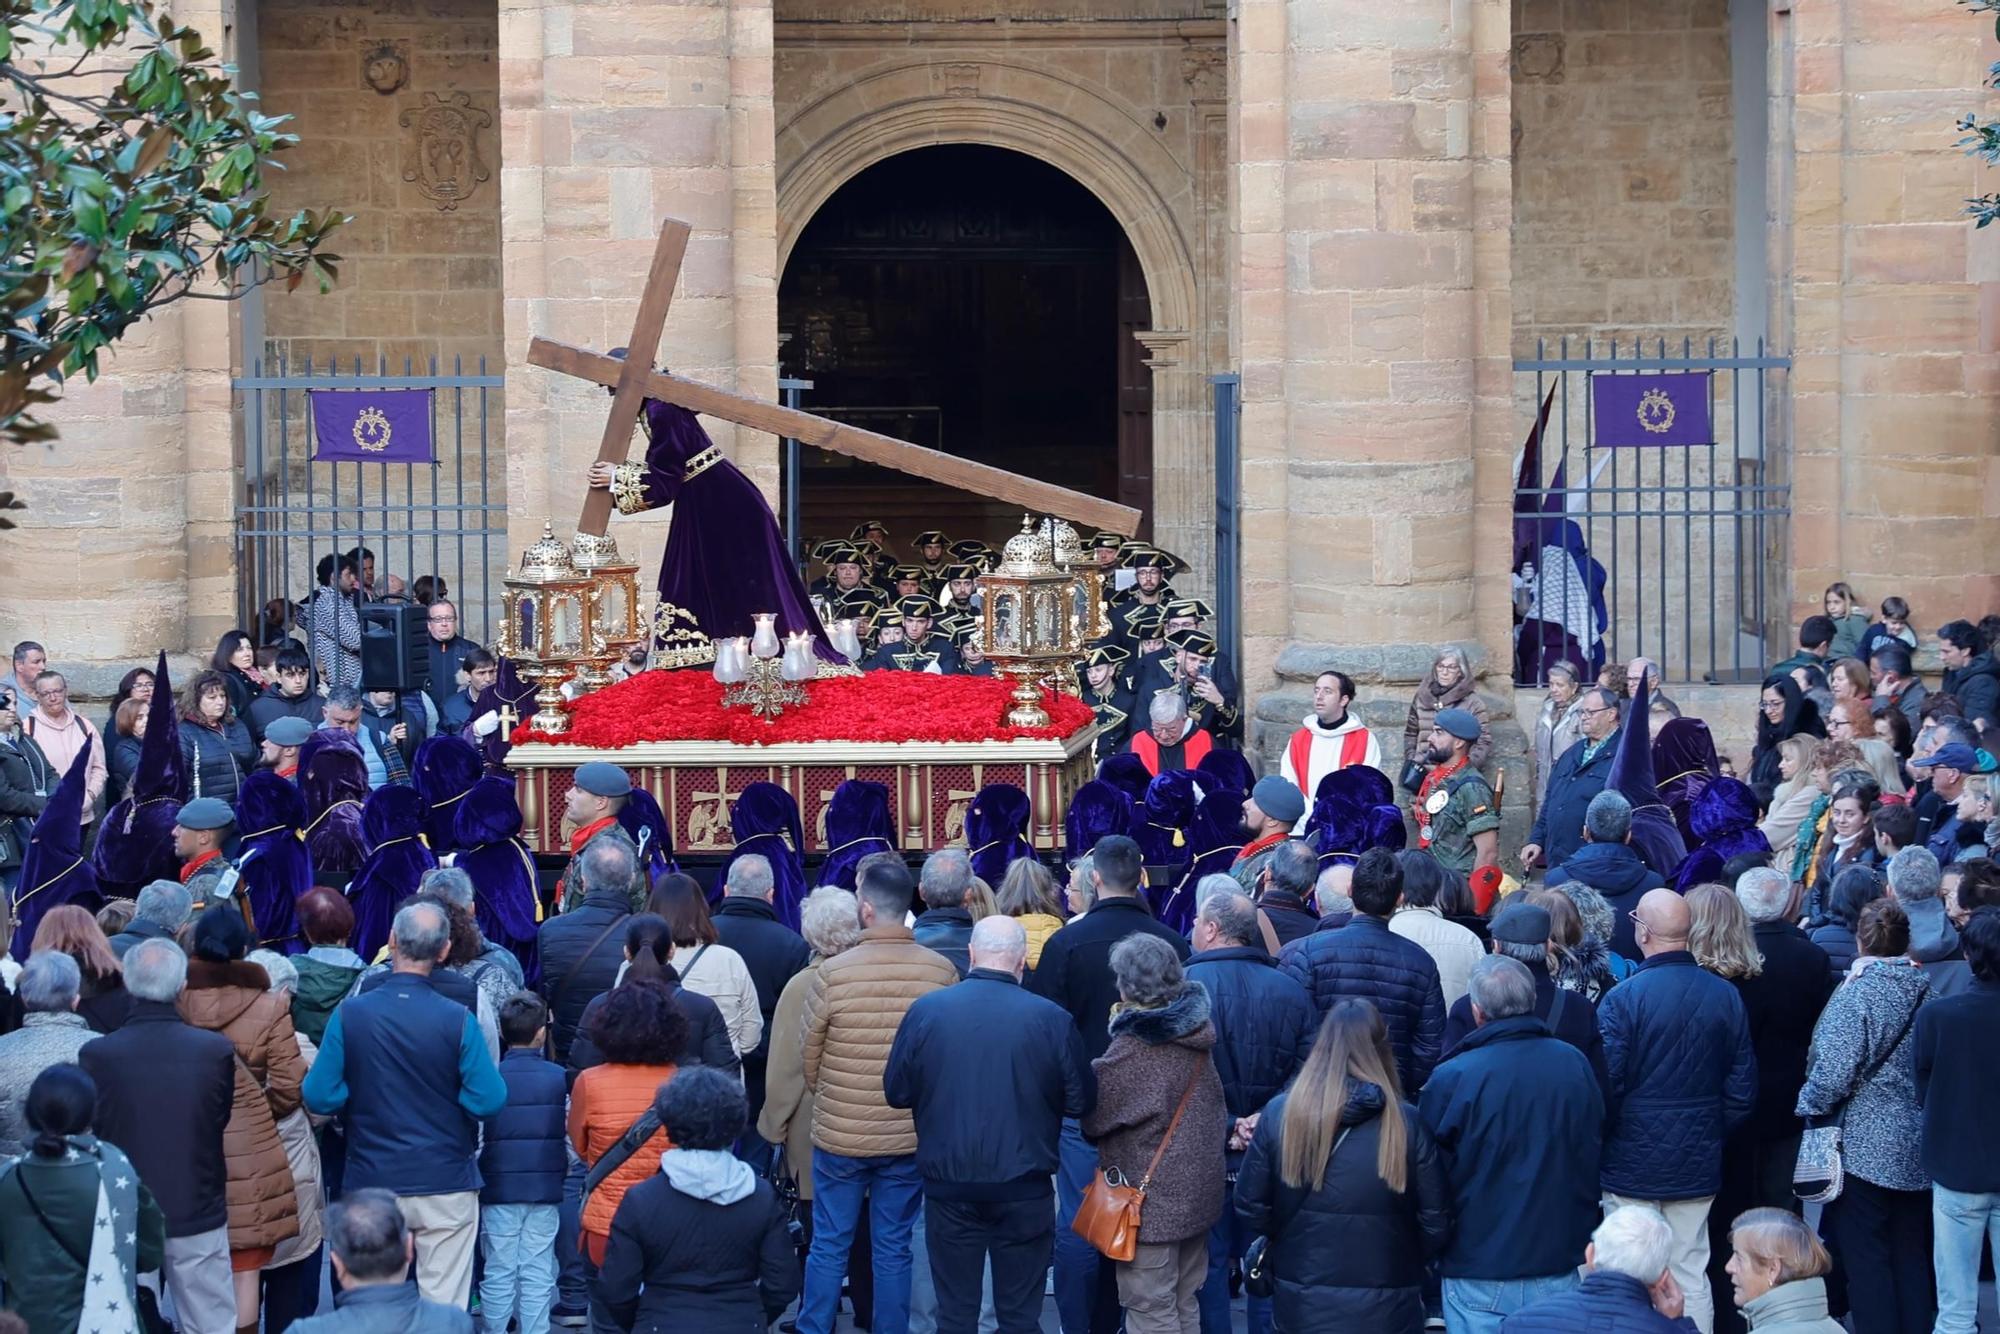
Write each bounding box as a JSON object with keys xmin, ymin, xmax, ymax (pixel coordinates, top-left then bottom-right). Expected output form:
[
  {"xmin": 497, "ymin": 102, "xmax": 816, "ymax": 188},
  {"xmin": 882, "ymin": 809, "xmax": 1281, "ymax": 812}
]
[{"xmin": 776, "ymin": 61, "xmax": 1212, "ymax": 578}]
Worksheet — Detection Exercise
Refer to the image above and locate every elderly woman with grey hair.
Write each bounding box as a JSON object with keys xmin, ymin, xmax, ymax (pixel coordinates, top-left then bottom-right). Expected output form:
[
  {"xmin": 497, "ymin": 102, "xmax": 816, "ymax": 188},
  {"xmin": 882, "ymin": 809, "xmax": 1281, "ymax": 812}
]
[
  {"xmin": 1403, "ymin": 644, "xmax": 1491, "ymax": 777},
  {"xmin": 759, "ymin": 885, "xmax": 868, "ymax": 1221},
  {"xmin": 0, "ymin": 950, "xmax": 92, "ymax": 1157},
  {"xmin": 1081, "ymin": 934, "xmax": 1227, "ymax": 1332},
  {"xmin": 246, "ymin": 947, "xmax": 328, "ymax": 1330}
]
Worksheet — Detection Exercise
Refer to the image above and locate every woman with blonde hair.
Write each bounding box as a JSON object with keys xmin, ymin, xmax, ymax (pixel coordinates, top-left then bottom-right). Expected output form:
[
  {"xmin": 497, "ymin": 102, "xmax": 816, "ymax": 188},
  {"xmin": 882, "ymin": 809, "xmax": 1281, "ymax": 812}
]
[
  {"xmin": 1757, "ymin": 735, "xmax": 1822, "ymax": 863},
  {"xmin": 1723, "ymin": 1208, "xmax": 1843, "ymax": 1332},
  {"xmin": 1234, "ymin": 999, "xmax": 1450, "ymax": 1333},
  {"xmin": 1688, "ymin": 884, "xmax": 1764, "ymax": 981},
  {"xmin": 996, "ymin": 858, "xmax": 1065, "ymax": 970}
]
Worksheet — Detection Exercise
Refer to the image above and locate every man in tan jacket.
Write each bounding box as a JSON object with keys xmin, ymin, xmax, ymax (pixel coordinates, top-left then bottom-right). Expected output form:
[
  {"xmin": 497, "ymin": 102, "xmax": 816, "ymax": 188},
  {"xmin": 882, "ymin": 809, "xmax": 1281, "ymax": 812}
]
[{"xmin": 797, "ymin": 852, "xmax": 959, "ymax": 1334}]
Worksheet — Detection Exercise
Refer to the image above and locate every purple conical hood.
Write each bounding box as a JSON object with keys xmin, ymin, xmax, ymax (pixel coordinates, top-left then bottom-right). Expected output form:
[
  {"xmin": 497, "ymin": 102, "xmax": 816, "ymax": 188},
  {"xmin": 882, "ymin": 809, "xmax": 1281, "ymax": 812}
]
[
  {"xmin": 13, "ymin": 735, "xmax": 99, "ymax": 956},
  {"xmin": 1610, "ymin": 676, "xmax": 1664, "ymax": 808},
  {"xmin": 134, "ymin": 651, "xmax": 185, "ymax": 801}
]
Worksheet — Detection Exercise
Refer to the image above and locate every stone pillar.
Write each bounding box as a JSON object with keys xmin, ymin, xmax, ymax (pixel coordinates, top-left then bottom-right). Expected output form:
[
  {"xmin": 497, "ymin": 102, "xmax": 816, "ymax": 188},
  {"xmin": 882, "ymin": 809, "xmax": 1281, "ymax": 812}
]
[
  {"xmin": 499, "ymin": 0, "xmax": 779, "ymax": 577},
  {"xmin": 1136, "ymin": 330, "xmax": 1209, "ymax": 597},
  {"xmin": 1229, "ymin": 0, "xmax": 1513, "ymax": 768},
  {"xmin": 1778, "ymin": 2, "xmax": 2000, "ymax": 620}
]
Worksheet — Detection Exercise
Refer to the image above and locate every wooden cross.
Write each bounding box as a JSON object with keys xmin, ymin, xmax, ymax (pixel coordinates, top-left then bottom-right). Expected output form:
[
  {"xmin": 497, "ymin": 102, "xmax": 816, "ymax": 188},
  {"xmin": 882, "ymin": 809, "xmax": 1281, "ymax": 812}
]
[{"xmin": 528, "ymin": 217, "xmax": 1144, "ymax": 538}]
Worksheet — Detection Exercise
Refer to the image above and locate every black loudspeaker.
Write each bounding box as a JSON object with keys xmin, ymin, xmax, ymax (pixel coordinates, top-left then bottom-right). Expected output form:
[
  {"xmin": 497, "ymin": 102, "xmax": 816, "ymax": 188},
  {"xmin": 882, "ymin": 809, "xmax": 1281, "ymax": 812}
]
[{"xmin": 360, "ymin": 603, "xmax": 430, "ymax": 693}]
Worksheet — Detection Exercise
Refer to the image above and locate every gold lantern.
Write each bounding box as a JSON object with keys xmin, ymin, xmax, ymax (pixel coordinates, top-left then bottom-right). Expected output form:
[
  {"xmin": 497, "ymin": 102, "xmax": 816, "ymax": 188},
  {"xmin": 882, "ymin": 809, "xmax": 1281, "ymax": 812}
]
[
  {"xmin": 569, "ymin": 531, "xmax": 643, "ymax": 692},
  {"xmin": 494, "ymin": 522, "xmax": 602, "ymax": 734},
  {"xmin": 979, "ymin": 515, "xmax": 1084, "ymax": 728},
  {"xmin": 1040, "ymin": 517, "xmax": 1109, "ymax": 676}
]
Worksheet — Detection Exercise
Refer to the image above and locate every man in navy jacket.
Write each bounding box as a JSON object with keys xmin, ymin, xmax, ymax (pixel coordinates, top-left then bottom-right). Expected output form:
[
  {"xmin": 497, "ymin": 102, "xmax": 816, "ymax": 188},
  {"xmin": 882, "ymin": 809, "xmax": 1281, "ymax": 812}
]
[
  {"xmin": 1503, "ymin": 1205, "xmax": 1699, "ymax": 1333},
  {"xmin": 1278, "ymin": 846, "xmax": 1446, "ymax": 1092},
  {"xmin": 1544, "ymin": 791, "xmax": 1666, "ymax": 960},
  {"xmin": 1594, "ymin": 891, "xmax": 1755, "ymax": 1334},
  {"xmin": 305, "ymin": 899, "xmax": 507, "ymax": 1309},
  {"xmin": 885, "ymin": 916, "xmax": 1092, "ymax": 1334},
  {"xmin": 1523, "ymin": 687, "xmax": 1622, "ymax": 874},
  {"xmin": 1186, "ymin": 886, "xmax": 1316, "ymax": 1331},
  {"xmin": 1422, "ymin": 956, "xmax": 1605, "ymax": 1331}
]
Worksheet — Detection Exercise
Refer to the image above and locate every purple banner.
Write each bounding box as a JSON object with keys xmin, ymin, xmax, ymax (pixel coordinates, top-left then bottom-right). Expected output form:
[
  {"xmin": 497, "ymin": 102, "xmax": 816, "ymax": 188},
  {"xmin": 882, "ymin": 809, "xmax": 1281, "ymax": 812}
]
[
  {"xmin": 1591, "ymin": 371, "xmax": 1712, "ymax": 447},
  {"xmin": 310, "ymin": 388, "xmax": 435, "ymax": 463}
]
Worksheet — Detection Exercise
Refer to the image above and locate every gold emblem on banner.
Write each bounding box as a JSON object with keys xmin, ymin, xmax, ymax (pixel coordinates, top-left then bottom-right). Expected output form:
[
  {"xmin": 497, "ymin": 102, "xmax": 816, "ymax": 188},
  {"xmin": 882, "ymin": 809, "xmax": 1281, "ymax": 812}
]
[
  {"xmin": 353, "ymin": 406, "xmax": 392, "ymax": 453},
  {"xmin": 1637, "ymin": 388, "xmax": 1675, "ymax": 435}
]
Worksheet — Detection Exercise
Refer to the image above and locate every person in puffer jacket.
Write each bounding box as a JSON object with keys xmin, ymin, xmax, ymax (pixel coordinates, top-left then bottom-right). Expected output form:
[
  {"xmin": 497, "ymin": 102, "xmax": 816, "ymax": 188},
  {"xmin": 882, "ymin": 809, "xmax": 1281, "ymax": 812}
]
[
  {"xmin": 1235, "ymin": 997, "xmax": 1452, "ymax": 1334},
  {"xmin": 796, "ymin": 855, "xmax": 958, "ymax": 1334},
  {"xmin": 1279, "ymin": 847, "xmax": 1446, "ymax": 1093},
  {"xmin": 1503, "ymin": 1205, "xmax": 1699, "ymax": 1332},
  {"xmin": 1185, "ymin": 887, "xmax": 1317, "ymax": 1330},
  {"xmin": 1596, "ymin": 890, "xmax": 1756, "ymax": 1334},
  {"xmin": 478, "ymin": 993, "xmax": 569, "ymax": 1334}
]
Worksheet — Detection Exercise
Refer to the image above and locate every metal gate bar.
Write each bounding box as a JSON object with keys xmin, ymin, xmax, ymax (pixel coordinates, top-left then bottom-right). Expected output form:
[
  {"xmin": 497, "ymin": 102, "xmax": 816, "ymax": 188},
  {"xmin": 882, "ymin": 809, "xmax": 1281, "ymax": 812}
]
[
  {"xmin": 233, "ymin": 354, "xmax": 507, "ymax": 648},
  {"xmin": 1513, "ymin": 337, "xmax": 1790, "ymax": 687}
]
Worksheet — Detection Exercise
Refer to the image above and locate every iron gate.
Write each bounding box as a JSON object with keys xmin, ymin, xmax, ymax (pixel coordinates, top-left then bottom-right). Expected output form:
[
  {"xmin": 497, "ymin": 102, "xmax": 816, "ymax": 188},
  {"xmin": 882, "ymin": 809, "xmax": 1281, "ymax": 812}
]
[
  {"xmin": 1513, "ymin": 337, "xmax": 1791, "ymax": 686},
  {"xmin": 232, "ymin": 355, "xmax": 507, "ymax": 647}
]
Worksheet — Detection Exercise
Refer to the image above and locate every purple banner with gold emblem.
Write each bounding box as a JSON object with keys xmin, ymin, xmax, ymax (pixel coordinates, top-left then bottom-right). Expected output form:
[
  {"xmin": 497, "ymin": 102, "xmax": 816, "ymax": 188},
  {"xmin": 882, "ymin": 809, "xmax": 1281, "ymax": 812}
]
[
  {"xmin": 1590, "ymin": 371, "xmax": 1712, "ymax": 447},
  {"xmin": 309, "ymin": 388, "xmax": 435, "ymax": 463}
]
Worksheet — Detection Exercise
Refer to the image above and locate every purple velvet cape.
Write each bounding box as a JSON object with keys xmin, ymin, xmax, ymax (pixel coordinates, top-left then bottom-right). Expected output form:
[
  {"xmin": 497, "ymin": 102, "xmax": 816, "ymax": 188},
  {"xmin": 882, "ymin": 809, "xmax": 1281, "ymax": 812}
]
[
  {"xmin": 1162, "ymin": 785, "xmax": 1248, "ymax": 931},
  {"xmin": 627, "ymin": 400, "xmax": 839, "ymax": 663},
  {"xmin": 1095, "ymin": 753, "xmax": 1154, "ymax": 809},
  {"xmin": 298, "ymin": 729, "xmax": 370, "ymax": 882},
  {"xmin": 453, "ymin": 775, "xmax": 541, "ymax": 986},
  {"xmin": 345, "ymin": 786, "xmax": 437, "ymax": 962},
  {"xmin": 1653, "ymin": 717, "xmax": 1722, "ymax": 847},
  {"xmin": 91, "ymin": 652, "xmax": 185, "ymax": 896},
  {"xmin": 1608, "ymin": 677, "xmax": 1690, "ymax": 879},
  {"xmin": 819, "ymin": 780, "xmax": 897, "ymax": 891},
  {"xmin": 616, "ymin": 788, "xmax": 676, "ymax": 886},
  {"xmin": 719, "ymin": 782, "xmax": 810, "ymax": 930},
  {"xmin": 11, "ymin": 737, "xmax": 99, "ymax": 960},
  {"xmin": 1136, "ymin": 769, "xmax": 1198, "ymax": 925},
  {"xmin": 1670, "ymin": 777, "xmax": 1772, "ymax": 893},
  {"xmin": 966, "ymin": 784, "xmax": 1034, "ymax": 886},
  {"xmin": 1064, "ymin": 780, "xmax": 1134, "ymax": 867},
  {"xmin": 236, "ymin": 769, "xmax": 314, "ymax": 950},
  {"xmin": 1305, "ymin": 766, "xmax": 1407, "ymax": 866},
  {"xmin": 1195, "ymin": 749, "xmax": 1256, "ymax": 800},
  {"xmin": 413, "ymin": 735, "xmax": 484, "ymax": 855}
]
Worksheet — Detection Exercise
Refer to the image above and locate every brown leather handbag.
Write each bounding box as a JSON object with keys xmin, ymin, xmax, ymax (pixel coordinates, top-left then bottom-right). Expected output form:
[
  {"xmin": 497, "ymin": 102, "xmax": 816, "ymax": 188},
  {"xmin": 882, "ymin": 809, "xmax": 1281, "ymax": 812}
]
[{"xmin": 1071, "ymin": 1063, "xmax": 1203, "ymax": 1262}]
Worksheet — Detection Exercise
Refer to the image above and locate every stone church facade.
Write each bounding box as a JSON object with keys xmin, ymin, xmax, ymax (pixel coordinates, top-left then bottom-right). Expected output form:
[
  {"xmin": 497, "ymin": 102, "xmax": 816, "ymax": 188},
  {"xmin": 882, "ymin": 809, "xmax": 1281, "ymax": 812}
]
[{"xmin": 7, "ymin": 0, "xmax": 1997, "ymax": 783}]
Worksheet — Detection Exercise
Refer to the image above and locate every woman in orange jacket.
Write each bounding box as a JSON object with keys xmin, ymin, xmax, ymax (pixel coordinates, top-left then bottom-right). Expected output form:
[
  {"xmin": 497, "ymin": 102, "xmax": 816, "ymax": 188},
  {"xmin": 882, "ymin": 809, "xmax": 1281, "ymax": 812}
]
[{"xmin": 568, "ymin": 976, "xmax": 690, "ymax": 1290}]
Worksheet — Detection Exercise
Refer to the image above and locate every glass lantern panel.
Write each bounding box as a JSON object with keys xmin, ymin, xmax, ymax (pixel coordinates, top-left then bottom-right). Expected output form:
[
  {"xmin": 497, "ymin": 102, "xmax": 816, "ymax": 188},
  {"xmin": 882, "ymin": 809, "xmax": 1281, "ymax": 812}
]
[
  {"xmin": 596, "ymin": 582, "xmax": 629, "ymax": 635},
  {"xmin": 1031, "ymin": 588, "xmax": 1059, "ymax": 650},
  {"xmin": 992, "ymin": 592, "xmax": 1020, "ymax": 653},
  {"xmin": 517, "ymin": 596, "xmax": 538, "ymax": 653},
  {"xmin": 550, "ymin": 593, "xmax": 582, "ymax": 652}
]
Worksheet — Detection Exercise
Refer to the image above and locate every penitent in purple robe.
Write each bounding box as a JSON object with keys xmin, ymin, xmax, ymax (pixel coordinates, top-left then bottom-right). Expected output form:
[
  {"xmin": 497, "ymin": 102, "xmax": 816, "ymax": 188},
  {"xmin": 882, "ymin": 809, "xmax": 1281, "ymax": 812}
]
[{"xmin": 609, "ymin": 399, "xmax": 839, "ymax": 663}]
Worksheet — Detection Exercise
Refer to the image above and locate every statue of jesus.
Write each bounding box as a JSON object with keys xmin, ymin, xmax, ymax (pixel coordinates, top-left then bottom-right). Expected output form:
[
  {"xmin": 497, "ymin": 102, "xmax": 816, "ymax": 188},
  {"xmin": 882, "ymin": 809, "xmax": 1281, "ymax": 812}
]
[{"xmin": 584, "ymin": 357, "xmax": 840, "ymax": 667}]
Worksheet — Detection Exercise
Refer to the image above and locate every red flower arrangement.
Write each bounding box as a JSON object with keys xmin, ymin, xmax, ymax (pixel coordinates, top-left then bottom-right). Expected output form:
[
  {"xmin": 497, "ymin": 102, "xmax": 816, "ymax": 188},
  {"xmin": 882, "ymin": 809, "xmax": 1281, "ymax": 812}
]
[{"xmin": 513, "ymin": 669, "xmax": 1096, "ymax": 748}]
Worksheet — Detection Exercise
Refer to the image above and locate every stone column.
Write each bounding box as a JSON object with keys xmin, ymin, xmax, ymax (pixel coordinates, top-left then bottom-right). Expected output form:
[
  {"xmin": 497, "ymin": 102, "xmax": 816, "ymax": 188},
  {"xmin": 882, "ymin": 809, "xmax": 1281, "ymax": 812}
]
[
  {"xmin": 1136, "ymin": 330, "xmax": 1209, "ymax": 596},
  {"xmin": 1778, "ymin": 2, "xmax": 2000, "ymax": 620},
  {"xmin": 1229, "ymin": 0, "xmax": 1513, "ymax": 767},
  {"xmin": 499, "ymin": 0, "xmax": 779, "ymax": 578}
]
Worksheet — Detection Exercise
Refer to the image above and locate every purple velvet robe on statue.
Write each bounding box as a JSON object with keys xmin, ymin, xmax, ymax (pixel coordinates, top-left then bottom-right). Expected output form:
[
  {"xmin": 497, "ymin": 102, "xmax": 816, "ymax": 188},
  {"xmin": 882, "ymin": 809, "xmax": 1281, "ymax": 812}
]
[
  {"xmin": 453, "ymin": 776, "xmax": 542, "ymax": 986},
  {"xmin": 619, "ymin": 399, "xmax": 839, "ymax": 662}
]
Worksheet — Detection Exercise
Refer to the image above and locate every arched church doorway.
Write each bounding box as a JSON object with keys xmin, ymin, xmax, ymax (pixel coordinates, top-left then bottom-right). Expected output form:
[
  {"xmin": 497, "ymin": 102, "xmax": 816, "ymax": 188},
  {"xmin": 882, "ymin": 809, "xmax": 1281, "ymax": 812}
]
[{"xmin": 778, "ymin": 145, "xmax": 1152, "ymax": 557}]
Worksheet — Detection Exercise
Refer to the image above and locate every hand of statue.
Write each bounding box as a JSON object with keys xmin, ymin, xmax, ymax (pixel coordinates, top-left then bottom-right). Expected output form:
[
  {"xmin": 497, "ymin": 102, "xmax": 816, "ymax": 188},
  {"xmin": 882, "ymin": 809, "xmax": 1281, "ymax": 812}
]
[{"xmin": 587, "ymin": 461, "xmax": 615, "ymax": 489}]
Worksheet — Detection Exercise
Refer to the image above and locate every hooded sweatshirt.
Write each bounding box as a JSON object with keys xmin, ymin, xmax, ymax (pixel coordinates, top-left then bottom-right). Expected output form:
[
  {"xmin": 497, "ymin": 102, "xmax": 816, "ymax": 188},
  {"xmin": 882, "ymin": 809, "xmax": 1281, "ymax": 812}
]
[{"xmin": 661, "ymin": 1147, "xmax": 756, "ymax": 1205}]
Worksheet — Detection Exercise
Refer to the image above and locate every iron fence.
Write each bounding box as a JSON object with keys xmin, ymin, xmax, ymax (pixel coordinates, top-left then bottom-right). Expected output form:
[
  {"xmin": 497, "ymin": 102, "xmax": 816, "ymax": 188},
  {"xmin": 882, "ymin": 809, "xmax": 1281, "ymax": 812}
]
[
  {"xmin": 232, "ymin": 355, "xmax": 506, "ymax": 648},
  {"xmin": 1514, "ymin": 338, "xmax": 1791, "ymax": 687}
]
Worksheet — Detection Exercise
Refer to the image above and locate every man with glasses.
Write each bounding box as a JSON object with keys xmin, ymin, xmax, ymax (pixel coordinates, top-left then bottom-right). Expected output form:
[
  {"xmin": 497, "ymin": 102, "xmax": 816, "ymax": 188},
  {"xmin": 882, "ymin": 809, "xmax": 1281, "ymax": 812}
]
[
  {"xmin": 1522, "ymin": 687, "xmax": 1622, "ymax": 873},
  {"xmin": 423, "ymin": 599, "xmax": 478, "ymax": 713},
  {"xmin": 1595, "ymin": 889, "xmax": 1756, "ymax": 1334}
]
